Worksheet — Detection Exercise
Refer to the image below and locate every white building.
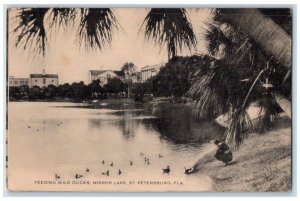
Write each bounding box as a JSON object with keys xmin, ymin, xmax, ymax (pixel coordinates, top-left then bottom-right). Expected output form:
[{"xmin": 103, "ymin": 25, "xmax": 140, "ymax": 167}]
[
  {"xmin": 29, "ymin": 70, "xmax": 59, "ymax": 88},
  {"xmin": 89, "ymin": 70, "xmax": 124, "ymax": 86},
  {"xmin": 9, "ymin": 76, "xmax": 29, "ymax": 87},
  {"xmin": 140, "ymin": 62, "xmax": 165, "ymax": 82}
]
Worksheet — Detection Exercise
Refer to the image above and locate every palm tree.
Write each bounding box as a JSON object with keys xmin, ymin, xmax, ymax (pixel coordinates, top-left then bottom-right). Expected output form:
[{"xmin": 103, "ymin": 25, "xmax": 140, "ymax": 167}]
[
  {"xmin": 12, "ymin": 8, "xmax": 120, "ymax": 56},
  {"xmin": 188, "ymin": 8, "xmax": 291, "ymax": 148},
  {"xmin": 141, "ymin": 8, "xmax": 197, "ymax": 60},
  {"xmin": 121, "ymin": 62, "xmax": 137, "ymax": 97},
  {"xmin": 217, "ymin": 8, "xmax": 292, "ymax": 119}
]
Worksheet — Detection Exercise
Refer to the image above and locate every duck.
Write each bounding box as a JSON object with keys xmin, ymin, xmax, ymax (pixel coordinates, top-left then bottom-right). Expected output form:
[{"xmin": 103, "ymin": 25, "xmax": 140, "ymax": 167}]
[
  {"xmin": 110, "ymin": 162, "xmax": 114, "ymax": 167},
  {"xmin": 102, "ymin": 170, "xmax": 109, "ymax": 176},
  {"xmin": 102, "ymin": 160, "xmax": 105, "ymax": 164},
  {"xmin": 184, "ymin": 167, "xmax": 194, "ymax": 175},
  {"xmin": 86, "ymin": 168, "xmax": 89, "ymax": 173},
  {"xmin": 162, "ymin": 165, "xmax": 170, "ymax": 174},
  {"xmin": 147, "ymin": 161, "xmax": 150, "ymax": 165},
  {"xmin": 130, "ymin": 161, "xmax": 133, "ymax": 166},
  {"xmin": 158, "ymin": 154, "xmax": 163, "ymax": 158},
  {"xmin": 140, "ymin": 152, "xmax": 144, "ymax": 156},
  {"xmin": 55, "ymin": 174, "xmax": 60, "ymax": 180},
  {"xmin": 118, "ymin": 169, "xmax": 122, "ymax": 175},
  {"xmin": 75, "ymin": 174, "xmax": 83, "ymax": 179},
  {"xmin": 144, "ymin": 157, "xmax": 147, "ymax": 162}
]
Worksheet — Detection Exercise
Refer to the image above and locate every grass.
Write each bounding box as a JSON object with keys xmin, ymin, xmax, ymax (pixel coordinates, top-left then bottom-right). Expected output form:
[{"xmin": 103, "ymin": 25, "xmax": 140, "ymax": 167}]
[{"xmin": 193, "ymin": 117, "xmax": 291, "ymax": 192}]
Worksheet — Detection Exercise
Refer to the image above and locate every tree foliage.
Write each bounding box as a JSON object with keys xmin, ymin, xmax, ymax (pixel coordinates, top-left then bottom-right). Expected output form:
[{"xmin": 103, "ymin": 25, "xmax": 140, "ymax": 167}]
[{"xmin": 142, "ymin": 8, "xmax": 197, "ymax": 59}]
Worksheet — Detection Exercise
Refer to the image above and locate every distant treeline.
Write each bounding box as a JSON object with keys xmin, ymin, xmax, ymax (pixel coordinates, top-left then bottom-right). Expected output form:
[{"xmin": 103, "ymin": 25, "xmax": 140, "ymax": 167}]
[
  {"xmin": 9, "ymin": 78, "xmax": 126, "ymax": 101},
  {"xmin": 131, "ymin": 55, "xmax": 213, "ymax": 101}
]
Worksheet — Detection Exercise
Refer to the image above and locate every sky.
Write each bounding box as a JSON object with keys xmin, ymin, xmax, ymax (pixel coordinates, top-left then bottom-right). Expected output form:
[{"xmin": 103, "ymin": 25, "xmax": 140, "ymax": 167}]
[{"xmin": 8, "ymin": 8, "xmax": 213, "ymax": 84}]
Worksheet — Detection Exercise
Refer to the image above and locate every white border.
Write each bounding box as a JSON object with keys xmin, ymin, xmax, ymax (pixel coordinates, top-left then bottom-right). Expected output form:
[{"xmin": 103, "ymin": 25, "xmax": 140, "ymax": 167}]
[{"xmin": 1, "ymin": 0, "xmax": 299, "ymax": 200}]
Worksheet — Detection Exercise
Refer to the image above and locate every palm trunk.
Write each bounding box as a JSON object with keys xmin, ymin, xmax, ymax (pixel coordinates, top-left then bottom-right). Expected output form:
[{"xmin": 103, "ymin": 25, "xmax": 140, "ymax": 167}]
[
  {"xmin": 221, "ymin": 9, "xmax": 292, "ymax": 118},
  {"xmin": 221, "ymin": 9, "xmax": 291, "ymax": 69}
]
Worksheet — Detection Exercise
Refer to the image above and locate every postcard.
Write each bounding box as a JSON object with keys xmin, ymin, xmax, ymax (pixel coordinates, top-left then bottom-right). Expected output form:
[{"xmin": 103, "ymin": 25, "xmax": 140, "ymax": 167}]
[{"xmin": 6, "ymin": 7, "xmax": 292, "ymax": 192}]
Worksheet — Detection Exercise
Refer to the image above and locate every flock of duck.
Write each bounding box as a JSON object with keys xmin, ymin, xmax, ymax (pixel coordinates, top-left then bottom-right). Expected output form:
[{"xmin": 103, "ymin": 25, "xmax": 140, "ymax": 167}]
[
  {"xmin": 54, "ymin": 152, "xmax": 172, "ymax": 180},
  {"xmin": 26, "ymin": 121, "xmax": 63, "ymax": 133},
  {"xmin": 26, "ymin": 120, "xmax": 194, "ymax": 180}
]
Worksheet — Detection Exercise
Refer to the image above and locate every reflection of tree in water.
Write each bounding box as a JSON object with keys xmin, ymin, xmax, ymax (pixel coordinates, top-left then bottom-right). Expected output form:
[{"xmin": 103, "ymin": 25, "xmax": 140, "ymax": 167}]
[
  {"xmin": 142, "ymin": 103, "xmax": 225, "ymax": 145},
  {"xmin": 88, "ymin": 110, "xmax": 140, "ymax": 141}
]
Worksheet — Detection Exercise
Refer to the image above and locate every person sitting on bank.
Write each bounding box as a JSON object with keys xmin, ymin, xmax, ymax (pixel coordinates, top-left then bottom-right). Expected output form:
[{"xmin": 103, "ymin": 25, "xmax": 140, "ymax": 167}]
[{"xmin": 214, "ymin": 139, "xmax": 233, "ymax": 166}]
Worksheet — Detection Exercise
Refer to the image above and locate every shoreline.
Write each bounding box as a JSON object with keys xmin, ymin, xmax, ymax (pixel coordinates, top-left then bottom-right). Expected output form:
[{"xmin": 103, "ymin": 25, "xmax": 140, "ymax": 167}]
[{"xmin": 193, "ymin": 117, "xmax": 291, "ymax": 192}]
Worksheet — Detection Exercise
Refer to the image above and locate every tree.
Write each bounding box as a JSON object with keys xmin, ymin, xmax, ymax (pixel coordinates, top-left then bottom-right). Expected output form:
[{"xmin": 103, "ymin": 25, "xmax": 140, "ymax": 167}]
[
  {"xmin": 87, "ymin": 79, "xmax": 103, "ymax": 98},
  {"xmin": 103, "ymin": 77, "xmax": 124, "ymax": 94},
  {"xmin": 217, "ymin": 9, "xmax": 292, "ymax": 120},
  {"xmin": 12, "ymin": 8, "xmax": 120, "ymax": 56},
  {"xmin": 19, "ymin": 85, "xmax": 29, "ymax": 97},
  {"xmin": 57, "ymin": 83, "xmax": 72, "ymax": 98},
  {"xmin": 9, "ymin": 86, "xmax": 21, "ymax": 99},
  {"xmin": 43, "ymin": 84, "xmax": 58, "ymax": 98},
  {"xmin": 188, "ymin": 8, "xmax": 292, "ymax": 148},
  {"xmin": 151, "ymin": 55, "xmax": 206, "ymax": 97},
  {"xmin": 141, "ymin": 8, "xmax": 197, "ymax": 60},
  {"xmin": 70, "ymin": 81, "xmax": 88, "ymax": 100},
  {"xmin": 28, "ymin": 86, "xmax": 42, "ymax": 100},
  {"xmin": 121, "ymin": 62, "xmax": 137, "ymax": 97}
]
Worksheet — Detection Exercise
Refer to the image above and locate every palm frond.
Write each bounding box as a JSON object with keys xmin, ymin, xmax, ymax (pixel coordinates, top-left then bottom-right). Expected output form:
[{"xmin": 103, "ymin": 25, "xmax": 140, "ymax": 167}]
[
  {"xmin": 142, "ymin": 8, "xmax": 197, "ymax": 59},
  {"xmin": 187, "ymin": 61, "xmax": 241, "ymax": 119},
  {"xmin": 257, "ymin": 91, "xmax": 280, "ymax": 134},
  {"xmin": 48, "ymin": 8, "xmax": 76, "ymax": 30},
  {"xmin": 77, "ymin": 8, "xmax": 119, "ymax": 51},
  {"xmin": 225, "ymin": 107, "xmax": 252, "ymax": 149},
  {"xmin": 13, "ymin": 8, "xmax": 49, "ymax": 56}
]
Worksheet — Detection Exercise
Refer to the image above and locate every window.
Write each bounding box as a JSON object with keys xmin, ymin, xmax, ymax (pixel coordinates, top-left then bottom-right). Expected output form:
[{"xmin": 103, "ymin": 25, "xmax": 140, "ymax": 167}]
[
  {"xmin": 52, "ymin": 80, "xmax": 54, "ymax": 82},
  {"xmin": 35, "ymin": 80, "xmax": 38, "ymax": 82},
  {"xmin": 43, "ymin": 79, "xmax": 46, "ymax": 84}
]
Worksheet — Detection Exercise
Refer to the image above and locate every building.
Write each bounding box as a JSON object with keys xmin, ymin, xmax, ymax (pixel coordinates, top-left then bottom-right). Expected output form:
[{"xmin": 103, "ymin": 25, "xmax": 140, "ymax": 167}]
[
  {"xmin": 29, "ymin": 70, "xmax": 59, "ymax": 88},
  {"xmin": 132, "ymin": 71, "xmax": 142, "ymax": 83},
  {"xmin": 8, "ymin": 76, "xmax": 29, "ymax": 87},
  {"xmin": 140, "ymin": 62, "xmax": 165, "ymax": 82},
  {"xmin": 89, "ymin": 70, "xmax": 124, "ymax": 86}
]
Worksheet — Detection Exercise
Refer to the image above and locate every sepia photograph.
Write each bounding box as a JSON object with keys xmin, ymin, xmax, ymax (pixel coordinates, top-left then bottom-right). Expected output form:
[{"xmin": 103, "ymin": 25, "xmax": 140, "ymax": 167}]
[{"xmin": 6, "ymin": 7, "xmax": 292, "ymax": 192}]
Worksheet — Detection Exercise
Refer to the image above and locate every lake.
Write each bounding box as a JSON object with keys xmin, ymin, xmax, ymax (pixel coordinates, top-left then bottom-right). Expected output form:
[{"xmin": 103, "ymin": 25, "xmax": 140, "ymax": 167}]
[{"xmin": 7, "ymin": 100, "xmax": 225, "ymax": 191}]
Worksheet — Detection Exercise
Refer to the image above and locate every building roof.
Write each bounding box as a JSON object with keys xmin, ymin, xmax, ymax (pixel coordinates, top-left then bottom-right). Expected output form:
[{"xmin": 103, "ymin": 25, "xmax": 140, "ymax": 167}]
[
  {"xmin": 90, "ymin": 70, "xmax": 124, "ymax": 77},
  {"xmin": 141, "ymin": 62, "xmax": 165, "ymax": 71},
  {"xmin": 9, "ymin": 77, "xmax": 29, "ymax": 80},
  {"xmin": 30, "ymin": 74, "xmax": 58, "ymax": 78}
]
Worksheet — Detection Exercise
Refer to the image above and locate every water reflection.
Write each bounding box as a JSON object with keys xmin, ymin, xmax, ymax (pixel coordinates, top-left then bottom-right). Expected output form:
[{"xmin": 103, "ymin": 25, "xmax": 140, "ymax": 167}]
[
  {"xmin": 8, "ymin": 101, "xmax": 223, "ymax": 191},
  {"xmin": 86, "ymin": 101, "xmax": 225, "ymax": 146}
]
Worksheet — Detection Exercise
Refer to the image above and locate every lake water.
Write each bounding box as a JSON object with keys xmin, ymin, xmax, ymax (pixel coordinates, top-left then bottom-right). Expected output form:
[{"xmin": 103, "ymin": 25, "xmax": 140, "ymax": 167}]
[{"xmin": 7, "ymin": 101, "xmax": 224, "ymax": 191}]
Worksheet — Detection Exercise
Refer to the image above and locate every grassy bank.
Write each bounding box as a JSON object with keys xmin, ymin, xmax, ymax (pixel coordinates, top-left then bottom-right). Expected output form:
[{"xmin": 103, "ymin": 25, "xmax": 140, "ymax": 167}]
[{"xmin": 193, "ymin": 117, "xmax": 291, "ymax": 192}]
